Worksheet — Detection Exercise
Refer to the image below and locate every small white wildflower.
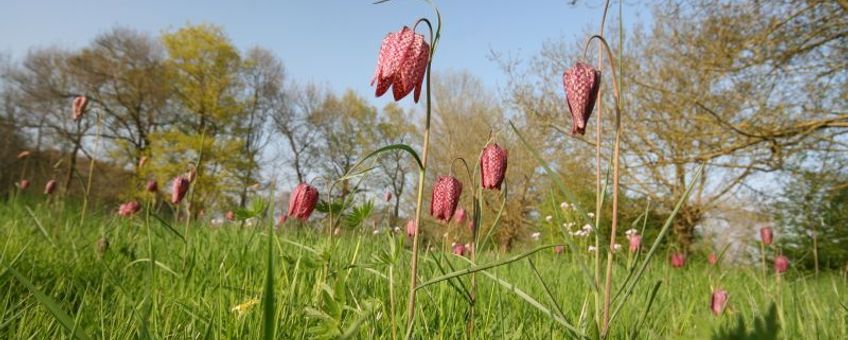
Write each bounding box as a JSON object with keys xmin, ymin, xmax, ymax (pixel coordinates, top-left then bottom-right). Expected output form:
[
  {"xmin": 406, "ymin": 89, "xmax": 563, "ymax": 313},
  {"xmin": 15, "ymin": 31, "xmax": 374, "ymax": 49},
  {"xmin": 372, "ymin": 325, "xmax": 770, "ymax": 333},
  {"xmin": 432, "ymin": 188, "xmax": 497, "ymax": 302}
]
[
  {"xmin": 451, "ymin": 242, "xmax": 457, "ymax": 247},
  {"xmin": 588, "ymin": 245, "xmax": 597, "ymax": 252},
  {"xmin": 625, "ymin": 228, "xmax": 638, "ymax": 236},
  {"xmin": 443, "ymin": 232, "xmax": 449, "ymax": 238},
  {"xmin": 587, "ymin": 212, "xmax": 595, "ymax": 218},
  {"xmin": 560, "ymin": 202, "xmax": 570, "ymax": 210},
  {"xmin": 545, "ymin": 215, "xmax": 553, "ymax": 223},
  {"xmin": 211, "ymin": 218, "xmax": 224, "ymax": 226},
  {"xmin": 613, "ymin": 243, "xmax": 622, "ymax": 251},
  {"xmin": 582, "ymin": 224, "xmax": 593, "ymax": 232},
  {"xmin": 393, "ymin": 226, "xmax": 400, "ymax": 233},
  {"xmin": 531, "ymin": 232, "xmax": 541, "ymax": 241},
  {"xmin": 372, "ymin": 229, "xmax": 381, "ymax": 235}
]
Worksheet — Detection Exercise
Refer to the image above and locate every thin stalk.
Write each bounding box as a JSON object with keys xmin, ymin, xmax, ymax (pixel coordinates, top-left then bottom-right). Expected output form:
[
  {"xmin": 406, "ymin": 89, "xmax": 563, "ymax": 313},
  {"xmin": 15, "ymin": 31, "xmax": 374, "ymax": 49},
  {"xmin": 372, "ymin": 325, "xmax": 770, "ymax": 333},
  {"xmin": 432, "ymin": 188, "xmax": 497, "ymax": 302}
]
[
  {"xmin": 80, "ymin": 109, "xmax": 102, "ymax": 226},
  {"xmin": 593, "ymin": 1, "xmax": 611, "ymax": 331}
]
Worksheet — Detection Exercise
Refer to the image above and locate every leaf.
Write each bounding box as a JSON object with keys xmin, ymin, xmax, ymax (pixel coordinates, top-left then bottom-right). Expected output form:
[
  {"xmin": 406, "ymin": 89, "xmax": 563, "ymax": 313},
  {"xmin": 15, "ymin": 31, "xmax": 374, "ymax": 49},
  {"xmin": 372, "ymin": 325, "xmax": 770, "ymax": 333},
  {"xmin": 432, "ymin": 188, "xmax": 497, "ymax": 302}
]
[
  {"xmin": 4, "ymin": 265, "xmax": 92, "ymax": 340},
  {"xmin": 415, "ymin": 244, "xmax": 558, "ymax": 290},
  {"xmin": 345, "ymin": 201, "xmax": 374, "ymax": 230},
  {"xmin": 261, "ymin": 222, "xmax": 276, "ymax": 340},
  {"xmin": 149, "ymin": 213, "xmax": 186, "ymax": 242},
  {"xmin": 340, "ymin": 144, "xmax": 423, "ymax": 183}
]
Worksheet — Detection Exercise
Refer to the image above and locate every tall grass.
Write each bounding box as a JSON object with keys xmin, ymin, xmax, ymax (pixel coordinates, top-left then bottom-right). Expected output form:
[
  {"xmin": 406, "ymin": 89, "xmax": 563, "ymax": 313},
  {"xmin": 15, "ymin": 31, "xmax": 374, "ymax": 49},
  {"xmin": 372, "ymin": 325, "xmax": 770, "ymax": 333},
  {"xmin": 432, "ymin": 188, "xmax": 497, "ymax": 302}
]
[{"xmin": 1, "ymin": 200, "xmax": 846, "ymax": 338}]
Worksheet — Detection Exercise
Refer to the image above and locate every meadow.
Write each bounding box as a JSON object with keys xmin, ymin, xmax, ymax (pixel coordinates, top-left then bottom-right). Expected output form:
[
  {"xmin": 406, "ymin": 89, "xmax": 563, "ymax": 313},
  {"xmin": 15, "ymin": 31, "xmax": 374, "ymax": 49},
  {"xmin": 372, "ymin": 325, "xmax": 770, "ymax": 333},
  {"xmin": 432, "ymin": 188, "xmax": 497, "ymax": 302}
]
[{"xmin": 1, "ymin": 196, "xmax": 846, "ymax": 339}]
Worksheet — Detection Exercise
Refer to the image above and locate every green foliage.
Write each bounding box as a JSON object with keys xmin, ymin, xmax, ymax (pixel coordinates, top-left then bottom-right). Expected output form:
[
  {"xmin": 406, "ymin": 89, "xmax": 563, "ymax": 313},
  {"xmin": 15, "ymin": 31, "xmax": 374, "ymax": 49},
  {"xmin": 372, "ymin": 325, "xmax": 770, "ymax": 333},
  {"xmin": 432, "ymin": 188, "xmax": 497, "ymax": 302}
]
[{"xmin": 712, "ymin": 304, "xmax": 779, "ymax": 340}]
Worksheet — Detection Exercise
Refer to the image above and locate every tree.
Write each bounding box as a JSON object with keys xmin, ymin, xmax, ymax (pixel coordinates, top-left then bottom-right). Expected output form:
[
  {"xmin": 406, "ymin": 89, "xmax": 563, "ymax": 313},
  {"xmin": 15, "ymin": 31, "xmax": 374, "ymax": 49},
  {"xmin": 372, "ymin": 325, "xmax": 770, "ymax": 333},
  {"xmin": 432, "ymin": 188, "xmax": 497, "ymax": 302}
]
[
  {"xmin": 272, "ymin": 82, "xmax": 323, "ymax": 184},
  {"xmin": 503, "ymin": 0, "xmax": 848, "ymax": 252},
  {"xmin": 374, "ymin": 102, "xmax": 417, "ymax": 227}
]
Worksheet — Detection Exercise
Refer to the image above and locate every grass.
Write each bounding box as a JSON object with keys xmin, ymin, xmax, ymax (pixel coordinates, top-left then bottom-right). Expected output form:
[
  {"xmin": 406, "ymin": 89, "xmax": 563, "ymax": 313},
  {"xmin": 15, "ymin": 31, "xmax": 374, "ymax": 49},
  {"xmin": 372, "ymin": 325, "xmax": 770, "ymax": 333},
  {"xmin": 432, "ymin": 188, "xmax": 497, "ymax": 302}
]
[{"xmin": 1, "ymin": 198, "xmax": 847, "ymax": 339}]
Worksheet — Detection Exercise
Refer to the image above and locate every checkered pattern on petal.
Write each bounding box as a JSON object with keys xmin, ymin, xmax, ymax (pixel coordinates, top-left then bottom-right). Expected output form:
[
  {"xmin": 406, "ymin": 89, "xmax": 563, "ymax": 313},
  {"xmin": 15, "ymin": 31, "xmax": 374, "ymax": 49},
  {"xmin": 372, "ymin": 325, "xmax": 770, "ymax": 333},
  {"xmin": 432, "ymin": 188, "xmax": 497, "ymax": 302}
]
[
  {"xmin": 563, "ymin": 62, "xmax": 601, "ymax": 135},
  {"xmin": 480, "ymin": 143, "xmax": 508, "ymax": 190},
  {"xmin": 371, "ymin": 26, "xmax": 430, "ymax": 103},
  {"xmin": 372, "ymin": 31, "xmax": 403, "ymax": 97},
  {"xmin": 430, "ymin": 176, "xmax": 463, "ymax": 222},
  {"xmin": 288, "ymin": 183, "xmax": 319, "ymax": 220},
  {"xmin": 72, "ymin": 96, "xmax": 88, "ymax": 121},
  {"xmin": 171, "ymin": 176, "xmax": 190, "ymax": 204}
]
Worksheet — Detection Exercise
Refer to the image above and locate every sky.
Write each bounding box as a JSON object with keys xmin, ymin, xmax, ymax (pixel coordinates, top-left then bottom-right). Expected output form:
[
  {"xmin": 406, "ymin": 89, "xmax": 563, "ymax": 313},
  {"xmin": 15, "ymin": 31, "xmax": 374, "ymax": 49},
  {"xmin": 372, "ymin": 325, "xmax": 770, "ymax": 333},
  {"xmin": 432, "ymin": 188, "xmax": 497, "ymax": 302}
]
[{"xmin": 0, "ymin": 0, "xmax": 649, "ymax": 106}]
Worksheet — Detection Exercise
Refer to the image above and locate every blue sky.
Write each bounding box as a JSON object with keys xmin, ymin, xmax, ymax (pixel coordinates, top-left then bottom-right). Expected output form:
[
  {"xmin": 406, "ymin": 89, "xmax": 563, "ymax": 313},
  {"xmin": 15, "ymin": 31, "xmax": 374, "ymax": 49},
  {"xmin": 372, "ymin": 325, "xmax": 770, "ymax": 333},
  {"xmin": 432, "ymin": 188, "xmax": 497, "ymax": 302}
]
[{"xmin": 0, "ymin": 0, "xmax": 648, "ymax": 106}]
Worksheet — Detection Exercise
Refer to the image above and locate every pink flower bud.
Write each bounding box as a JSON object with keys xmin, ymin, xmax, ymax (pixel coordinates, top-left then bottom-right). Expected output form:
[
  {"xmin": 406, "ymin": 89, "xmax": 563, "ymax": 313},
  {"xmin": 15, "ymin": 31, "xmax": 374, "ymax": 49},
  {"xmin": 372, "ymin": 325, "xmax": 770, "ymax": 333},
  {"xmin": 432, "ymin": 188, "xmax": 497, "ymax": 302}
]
[
  {"xmin": 670, "ymin": 253, "xmax": 686, "ymax": 268},
  {"xmin": 384, "ymin": 191, "xmax": 392, "ymax": 202},
  {"xmin": 278, "ymin": 214, "xmax": 288, "ymax": 225},
  {"xmin": 17, "ymin": 150, "xmax": 31, "ymax": 159},
  {"xmin": 453, "ymin": 208, "xmax": 467, "ymax": 224},
  {"xmin": 44, "ymin": 179, "xmax": 57, "ymax": 195},
  {"xmin": 287, "ymin": 183, "xmax": 318, "ymax": 221},
  {"xmin": 405, "ymin": 219, "xmax": 417, "ymax": 238},
  {"xmin": 760, "ymin": 226, "xmax": 773, "ymax": 245},
  {"xmin": 628, "ymin": 234, "xmax": 641, "ymax": 253},
  {"xmin": 118, "ymin": 200, "xmax": 141, "ymax": 217},
  {"xmin": 170, "ymin": 176, "xmax": 190, "ymax": 204},
  {"xmin": 225, "ymin": 210, "xmax": 235, "ymax": 221},
  {"xmin": 145, "ymin": 180, "xmax": 158, "ymax": 193},
  {"xmin": 430, "ymin": 176, "xmax": 463, "ymax": 222},
  {"xmin": 774, "ymin": 255, "xmax": 789, "ymax": 274},
  {"xmin": 563, "ymin": 62, "xmax": 601, "ymax": 136},
  {"xmin": 371, "ymin": 26, "xmax": 430, "ymax": 103},
  {"xmin": 554, "ymin": 245, "xmax": 565, "ymax": 255},
  {"xmin": 18, "ymin": 179, "xmax": 30, "ymax": 190},
  {"xmin": 710, "ymin": 289, "xmax": 728, "ymax": 316},
  {"xmin": 480, "ymin": 143, "xmax": 508, "ymax": 190},
  {"xmin": 708, "ymin": 252, "xmax": 718, "ymax": 265},
  {"xmin": 72, "ymin": 95, "xmax": 88, "ymax": 121},
  {"xmin": 452, "ymin": 243, "xmax": 466, "ymax": 256}
]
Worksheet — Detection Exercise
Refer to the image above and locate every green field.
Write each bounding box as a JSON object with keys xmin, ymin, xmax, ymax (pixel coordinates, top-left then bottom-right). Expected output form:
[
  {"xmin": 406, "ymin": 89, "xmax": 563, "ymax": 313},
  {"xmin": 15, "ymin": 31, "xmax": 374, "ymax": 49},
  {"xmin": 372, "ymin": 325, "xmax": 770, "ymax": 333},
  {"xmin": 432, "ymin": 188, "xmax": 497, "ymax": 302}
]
[{"xmin": 1, "ymin": 199, "xmax": 846, "ymax": 339}]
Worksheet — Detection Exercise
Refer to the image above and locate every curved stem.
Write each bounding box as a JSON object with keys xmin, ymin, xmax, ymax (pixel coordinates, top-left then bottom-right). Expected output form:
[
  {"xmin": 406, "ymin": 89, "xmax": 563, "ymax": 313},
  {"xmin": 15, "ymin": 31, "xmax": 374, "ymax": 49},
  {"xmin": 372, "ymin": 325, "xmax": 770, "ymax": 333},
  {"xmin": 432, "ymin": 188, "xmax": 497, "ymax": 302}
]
[{"xmin": 405, "ymin": 12, "xmax": 439, "ymax": 339}]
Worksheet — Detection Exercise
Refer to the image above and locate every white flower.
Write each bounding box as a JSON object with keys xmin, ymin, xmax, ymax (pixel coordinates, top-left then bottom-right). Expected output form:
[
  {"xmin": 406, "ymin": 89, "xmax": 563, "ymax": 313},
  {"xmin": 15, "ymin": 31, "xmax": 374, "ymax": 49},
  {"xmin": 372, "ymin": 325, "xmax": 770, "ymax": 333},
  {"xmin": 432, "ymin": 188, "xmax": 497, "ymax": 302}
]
[
  {"xmin": 372, "ymin": 229, "xmax": 381, "ymax": 235},
  {"xmin": 582, "ymin": 224, "xmax": 593, "ymax": 232},
  {"xmin": 545, "ymin": 215, "xmax": 553, "ymax": 223},
  {"xmin": 625, "ymin": 228, "xmax": 638, "ymax": 236},
  {"xmin": 393, "ymin": 226, "xmax": 400, "ymax": 233},
  {"xmin": 211, "ymin": 218, "xmax": 224, "ymax": 226},
  {"xmin": 588, "ymin": 246, "xmax": 597, "ymax": 252},
  {"xmin": 587, "ymin": 212, "xmax": 595, "ymax": 218},
  {"xmin": 245, "ymin": 217, "xmax": 257, "ymax": 227},
  {"xmin": 613, "ymin": 243, "xmax": 622, "ymax": 251},
  {"xmin": 560, "ymin": 202, "xmax": 570, "ymax": 210},
  {"xmin": 531, "ymin": 232, "xmax": 541, "ymax": 240}
]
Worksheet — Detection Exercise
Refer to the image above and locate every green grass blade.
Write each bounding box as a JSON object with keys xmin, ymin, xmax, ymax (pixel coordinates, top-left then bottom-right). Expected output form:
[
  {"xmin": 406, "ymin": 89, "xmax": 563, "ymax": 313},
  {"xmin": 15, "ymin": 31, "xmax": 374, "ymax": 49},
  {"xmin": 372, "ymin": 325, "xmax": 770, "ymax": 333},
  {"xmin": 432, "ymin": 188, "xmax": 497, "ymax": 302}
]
[
  {"xmin": 416, "ymin": 244, "xmax": 557, "ymax": 290},
  {"xmin": 4, "ymin": 265, "xmax": 92, "ymax": 340},
  {"xmin": 261, "ymin": 220, "xmax": 276, "ymax": 340}
]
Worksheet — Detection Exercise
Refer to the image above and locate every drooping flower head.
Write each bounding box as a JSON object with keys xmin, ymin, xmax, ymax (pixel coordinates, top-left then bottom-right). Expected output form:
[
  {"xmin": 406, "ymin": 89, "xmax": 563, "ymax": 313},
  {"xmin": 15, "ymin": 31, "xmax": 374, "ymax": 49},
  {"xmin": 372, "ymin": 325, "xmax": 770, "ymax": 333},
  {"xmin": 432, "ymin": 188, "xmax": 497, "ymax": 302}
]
[
  {"xmin": 371, "ymin": 26, "xmax": 430, "ymax": 103},
  {"xmin": 44, "ymin": 179, "xmax": 57, "ymax": 195},
  {"xmin": 708, "ymin": 252, "xmax": 719, "ymax": 265},
  {"xmin": 384, "ymin": 191, "xmax": 393, "ymax": 202},
  {"xmin": 554, "ymin": 245, "xmax": 565, "ymax": 255},
  {"xmin": 118, "ymin": 201, "xmax": 141, "ymax": 217},
  {"xmin": 405, "ymin": 219, "xmax": 417, "ymax": 238},
  {"xmin": 710, "ymin": 290, "xmax": 728, "ymax": 316},
  {"xmin": 287, "ymin": 183, "xmax": 319, "ymax": 221},
  {"xmin": 225, "ymin": 210, "xmax": 235, "ymax": 221},
  {"xmin": 430, "ymin": 176, "xmax": 463, "ymax": 222},
  {"xmin": 18, "ymin": 179, "xmax": 30, "ymax": 190},
  {"xmin": 670, "ymin": 253, "xmax": 686, "ymax": 268},
  {"xmin": 452, "ymin": 243, "xmax": 466, "ymax": 256},
  {"xmin": 774, "ymin": 255, "xmax": 789, "ymax": 274},
  {"xmin": 563, "ymin": 62, "xmax": 601, "ymax": 136},
  {"xmin": 628, "ymin": 234, "xmax": 642, "ymax": 253},
  {"xmin": 171, "ymin": 176, "xmax": 190, "ymax": 204},
  {"xmin": 145, "ymin": 179, "xmax": 158, "ymax": 193},
  {"xmin": 760, "ymin": 226, "xmax": 774, "ymax": 246},
  {"xmin": 72, "ymin": 95, "xmax": 88, "ymax": 121},
  {"xmin": 480, "ymin": 143, "xmax": 508, "ymax": 190},
  {"xmin": 453, "ymin": 207, "xmax": 467, "ymax": 224}
]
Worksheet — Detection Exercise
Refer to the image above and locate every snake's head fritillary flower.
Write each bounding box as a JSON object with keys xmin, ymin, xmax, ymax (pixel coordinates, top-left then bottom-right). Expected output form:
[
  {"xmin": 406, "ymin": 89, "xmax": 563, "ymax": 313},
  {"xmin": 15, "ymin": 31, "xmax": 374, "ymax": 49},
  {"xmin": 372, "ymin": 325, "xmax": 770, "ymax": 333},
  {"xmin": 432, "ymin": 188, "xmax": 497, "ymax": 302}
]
[
  {"xmin": 671, "ymin": 253, "xmax": 686, "ymax": 268},
  {"xmin": 384, "ymin": 191, "xmax": 392, "ymax": 202},
  {"xmin": 480, "ymin": 143, "xmax": 508, "ymax": 190},
  {"xmin": 72, "ymin": 95, "xmax": 88, "ymax": 121},
  {"xmin": 563, "ymin": 62, "xmax": 601, "ymax": 136},
  {"xmin": 760, "ymin": 226, "xmax": 774, "ymax": 245},
  {"xmin": 287, "ymin": 183, "xmax": 319, "ymax": 221},
  {"xmin": 554, "ymin": 245, "xmax": 565, "ymax": 255},
  {"xmin": 708, "ymin": 252, "xmax": 718, "ymax": 265},
  {"xmin": 453, "ymin": 208, "xmax": 467, "ymax": 224},
  {"xmin": 452, "ymin": 243, "xmax": 466, "ymax": 256},
  {"xmin": 138, "ymin": 156, "xmax": 148, "ymax": 169},
  {"xmin": 710, "ymin": 290, "xmax": 728, "ymax": 316},
  {"xmin": 145, "ymin": 179, "xmax": 158, "ymax": 193},
  {"xmin": 278, "ymin": 214, "xmax": 288, "ymax": 225},
  {"xmin": 405, "ymin": 219, "xmax": 417, "ymax": 238},
  {"xmin": 670, "ymin": 253, "xmax": 686, "ymax": 267},
  {"xmin": 17, "ymin": 150, "xmax": 31, "ymax": 159},
  {"xmin": 170, "ymin": 176, "xmax": 190, "ymax": 204},
  {"xmin": 774, "ymin": 255, "xmax": 789, "ymax": 274},
  {"xmin": 18, "ymin": 179, "xmax": 30, "ymax": 190},
  {"xmin": 225, "ymin": 210, "xmax": 235, "ymax": 221},
  {"xmin": 628, "ymin": 234, "xmax": 641, "ymax": 253},
  {"xmin": 371, "ymin": 26, "xmax": 430, "ymax": 103},
  {"xmin": 430, "ymin": 176, "xmax": 462, "ymax": 222},
  {"xmin": 118, "ymin": 201, "xmax": 141, "ymax": 217},
  {"xmin": 44, "ymin": 179, "xmax": 57, "ymax": 195}
]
